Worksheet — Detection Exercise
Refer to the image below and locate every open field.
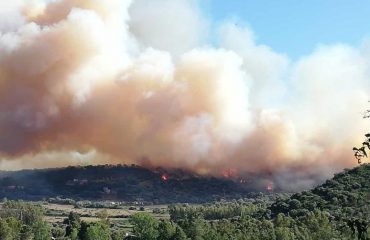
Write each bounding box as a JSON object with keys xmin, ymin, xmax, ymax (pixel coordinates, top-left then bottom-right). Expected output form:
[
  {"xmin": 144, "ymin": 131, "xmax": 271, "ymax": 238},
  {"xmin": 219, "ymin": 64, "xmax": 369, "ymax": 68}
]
[
  {"xmin": 42, "ymin": 202, "xmax": 170, "ymax": 223},
  {"xmin": 2, "ymin": 201, "xmax": 171, "ymax": 234}
]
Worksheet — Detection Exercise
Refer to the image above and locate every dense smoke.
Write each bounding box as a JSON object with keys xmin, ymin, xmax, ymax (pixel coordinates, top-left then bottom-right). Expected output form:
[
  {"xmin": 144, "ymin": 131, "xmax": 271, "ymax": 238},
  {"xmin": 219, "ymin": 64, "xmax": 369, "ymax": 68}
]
[{"xmin": 0, "ymin": 0, "xmax": 369, "ymax": 190}]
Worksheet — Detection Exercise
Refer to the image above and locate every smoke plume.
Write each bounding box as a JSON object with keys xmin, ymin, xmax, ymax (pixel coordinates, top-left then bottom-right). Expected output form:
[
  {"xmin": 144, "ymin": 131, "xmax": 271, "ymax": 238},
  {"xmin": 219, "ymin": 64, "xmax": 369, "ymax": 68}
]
[{"xmin": 0, "ymin": 0, "xmax": 369, "ymax": 190}]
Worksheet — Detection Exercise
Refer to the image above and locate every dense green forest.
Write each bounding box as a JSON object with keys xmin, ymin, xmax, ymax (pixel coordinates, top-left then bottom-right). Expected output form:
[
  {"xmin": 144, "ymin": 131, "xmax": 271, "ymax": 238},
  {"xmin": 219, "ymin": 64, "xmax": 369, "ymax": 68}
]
[{"xmin": 0, "ymin": 164, "xmax": 369, "ymax": 239}]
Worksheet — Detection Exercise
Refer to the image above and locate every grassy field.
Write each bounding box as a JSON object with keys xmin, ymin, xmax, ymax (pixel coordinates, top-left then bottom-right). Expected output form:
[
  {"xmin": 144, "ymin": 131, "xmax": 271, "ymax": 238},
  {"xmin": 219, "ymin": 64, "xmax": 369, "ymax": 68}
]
[{"xmin": 42, "ymin": 202, "xmax": 169, "ymax": 222}]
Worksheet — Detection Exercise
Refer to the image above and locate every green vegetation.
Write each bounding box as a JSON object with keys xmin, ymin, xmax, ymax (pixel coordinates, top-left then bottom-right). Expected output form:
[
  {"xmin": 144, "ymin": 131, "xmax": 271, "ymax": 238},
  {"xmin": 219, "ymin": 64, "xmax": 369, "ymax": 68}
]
[
  {"xmin": 166, "ymin": 164, "xmax": 370, "ymax": 239},
  {"xmin": 0, "ymin": 201, "xmax": 51, "ymax": 239},
  {"xmin": 0, "ymin": 164, "xmax": 368, "ymax": 239}
]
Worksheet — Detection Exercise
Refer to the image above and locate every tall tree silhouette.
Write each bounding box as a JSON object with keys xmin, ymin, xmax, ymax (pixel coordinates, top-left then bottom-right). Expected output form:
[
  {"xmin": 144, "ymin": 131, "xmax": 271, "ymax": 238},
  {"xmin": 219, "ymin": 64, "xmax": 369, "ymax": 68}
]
[{"xmin": 353, "ymin": 107, "xmax": 370, "ymax": 164}]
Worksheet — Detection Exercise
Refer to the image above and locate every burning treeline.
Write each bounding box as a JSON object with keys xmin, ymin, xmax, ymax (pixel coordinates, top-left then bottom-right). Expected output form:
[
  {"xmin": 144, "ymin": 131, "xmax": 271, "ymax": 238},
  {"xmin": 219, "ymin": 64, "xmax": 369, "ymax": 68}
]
[{"xmin": 0, "ymin": 0, "xmax": 369, "ymax": 190}]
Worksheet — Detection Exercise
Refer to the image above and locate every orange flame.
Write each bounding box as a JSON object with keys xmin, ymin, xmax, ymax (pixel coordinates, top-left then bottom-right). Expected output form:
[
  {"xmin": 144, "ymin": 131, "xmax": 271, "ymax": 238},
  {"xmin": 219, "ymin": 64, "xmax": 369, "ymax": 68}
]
[
  {"xmin": 221, "ymin": 168, "xmax": 238, "ymax": 178},
  {"xmin": 266, "ymin": 181, "xmax": 274, "ymax": 192},
  {"xmin": 161, "ymin": 174, "xmax": 168, "ymax": 181}
]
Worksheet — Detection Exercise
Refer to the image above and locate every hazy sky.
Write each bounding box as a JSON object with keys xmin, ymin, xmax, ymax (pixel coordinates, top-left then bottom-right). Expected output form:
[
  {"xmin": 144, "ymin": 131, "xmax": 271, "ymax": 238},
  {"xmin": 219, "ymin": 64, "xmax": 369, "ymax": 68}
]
[{"xmin": 202, "ymin": 0, "xmax": 370, "ymax": 59}]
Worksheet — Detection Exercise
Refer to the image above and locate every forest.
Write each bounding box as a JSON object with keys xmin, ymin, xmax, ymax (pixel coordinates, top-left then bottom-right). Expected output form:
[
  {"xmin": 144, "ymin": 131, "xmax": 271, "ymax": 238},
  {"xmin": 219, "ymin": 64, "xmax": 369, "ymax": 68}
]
[
  {"xmin": 0, "ymin": 164, "xmax": 368, "ymax": 239},
  {"xmin": 0, "ymin": 164, "xmax": 277, "ymax": 203}
]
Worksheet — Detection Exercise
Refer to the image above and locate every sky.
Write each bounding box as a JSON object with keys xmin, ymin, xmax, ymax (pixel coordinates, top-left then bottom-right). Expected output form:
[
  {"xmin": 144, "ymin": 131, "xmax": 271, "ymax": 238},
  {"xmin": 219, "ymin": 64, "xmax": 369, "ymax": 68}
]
[
  {"xmin": 0, "ymin": 0, "xmax": 369, "ymax": 190},
  {"xmin": 202, "ymin": 0, "xmax": 370, "ymax": 59}
]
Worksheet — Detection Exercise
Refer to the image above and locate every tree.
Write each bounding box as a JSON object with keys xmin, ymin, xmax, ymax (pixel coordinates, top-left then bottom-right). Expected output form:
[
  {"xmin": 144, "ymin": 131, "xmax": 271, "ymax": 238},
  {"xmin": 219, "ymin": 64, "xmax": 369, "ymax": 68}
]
[
  {"xmin": 298, "ymin": 210, "xmax": 336, "ymax": 240},
  {"xmin": 353, "ymin": 134, "xmax": 370, "ymax": 164},
  {"xmin": 111, "ymin": 230, "xmax": 126, "ymax": 240},
  {"xmin": 4, "ymin": 217, "xmax": 21, "ymax": 240},
  {"xmin": 32, "ymin": 220, "xmax": 51, "ymax": 240},
  {"xmin": 0, "ymin": 207, "xmax": 49, "ymax": 240},
  {"xmin": 353, "ymin": 107, "xmax": 370, "ymax": 164},
  {"xmin": 158, "ymin": 220, "xmax": 177, "ymax": 240},
  {"xmin": 274, "ymin": 214, "xmax": 295, "ymax": 240},
  {"xmin": 85, "ymin": 221, "xmax": 111, "ymax": 240},
  {"xmin": 20, "ymin": 225, "xmax": 34, "ymax": 240},
  {"xmin": 179, "ymin": 217, "xmax": 208, "ymax": 240},
  {"xmin": 51, "ymin": 227, "xmax": 66, "ymax": 239},
  {"xmin": 0, "ymin": 219, "xmax": 12, "ymax": 240},
  {"xmin": 65, "ymin": 211, "xmax": 81, "ymax": 238},
  {"xmin": 78, "ymin": 221, "xmax": 90, "ymax": 240},
  {"xmin": 69, "ymin": 228, "xmax": 79, "ymax": 240},
  {"xmin": 158, "ymin": 220, "xmax": 184, "ymax": 240},
  {"xmin": 2, "ymin": 201, "xmax": 44, "ymax": 225},
  {"xmin": 130, "ymin": 213, "xmax": 159, "ymax": 240},
  {"xmin": 173, "ymin": 226, "xmax": 188, "ymax": 240}
]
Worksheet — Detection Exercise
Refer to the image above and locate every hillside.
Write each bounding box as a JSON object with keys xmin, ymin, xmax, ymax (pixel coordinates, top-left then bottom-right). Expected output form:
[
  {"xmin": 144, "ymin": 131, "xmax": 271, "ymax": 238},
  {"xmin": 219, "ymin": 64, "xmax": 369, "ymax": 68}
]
[
  {"xmin": 0, "ymin": 164, "xmax": 369, "ymax": 239},
  {"xmin": 167, "ymin": 164, "xmax": 370, "ymax": 239},
  {"xmin": 270, "ymin": 163, "xmax": 370, "ymax": 219},
  {"xmin": 0, "ymin": 165, "xmax": 271, "ymax": 203}
]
